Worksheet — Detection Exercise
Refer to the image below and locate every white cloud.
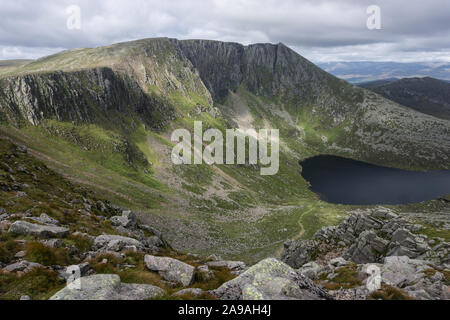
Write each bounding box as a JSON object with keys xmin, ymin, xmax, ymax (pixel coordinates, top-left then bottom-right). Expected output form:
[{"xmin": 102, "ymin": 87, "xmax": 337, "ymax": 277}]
[{"xmin": 0, "ymin": 0, "xmax": 448, "ymax": 63}]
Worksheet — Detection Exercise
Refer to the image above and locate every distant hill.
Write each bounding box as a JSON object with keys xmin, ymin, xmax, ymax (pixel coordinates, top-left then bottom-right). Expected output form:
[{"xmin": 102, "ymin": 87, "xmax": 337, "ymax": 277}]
[
  {"xmin": 358, "ymin": 77, "xmax": 450, "ymax": 120},
  {"xmin": 317, "ymin": 61, "xmax": 450, "ymax": 84},
  {"xmin": 358, "ymin": 78, "xmax": 399, "ymax": 89},
  {"xmin": 0, "ymin": 59, "xmax": 32, "ymax": 67}
]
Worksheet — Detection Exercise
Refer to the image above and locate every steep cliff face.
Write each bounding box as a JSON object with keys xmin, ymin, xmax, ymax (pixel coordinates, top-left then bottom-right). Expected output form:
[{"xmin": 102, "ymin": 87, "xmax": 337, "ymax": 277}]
[
  {"xmin": 175, "ymin": 40, "xmax": 336, "ymax": 104},
  {"xmin": 175, "ymin": 40, "xmax": 245, "ymax": 101},
  {"xmin": 0, "ymin": 67, "xmax": 172, "ymax": 130}
]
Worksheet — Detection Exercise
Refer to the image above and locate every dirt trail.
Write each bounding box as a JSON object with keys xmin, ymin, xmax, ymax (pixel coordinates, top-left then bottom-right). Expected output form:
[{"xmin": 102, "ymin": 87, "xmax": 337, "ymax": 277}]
[{"xmin": 273, "ymin": 206, "xmax": 314, "ymax": 258}]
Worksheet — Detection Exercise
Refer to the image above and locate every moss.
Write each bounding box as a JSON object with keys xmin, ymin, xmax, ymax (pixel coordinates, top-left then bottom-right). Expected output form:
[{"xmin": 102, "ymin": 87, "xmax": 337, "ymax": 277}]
[
  {"xmin": 24, "ymin": 242, "xmax": 73, "ymax": 266},
  {"xmin": 191, "ymin": 266, "xmax": 236, "ymax": 291},
  {"xmin": 0, "ymin": 268, "xmax": 65, "ymax": 300},
  {"xmin": 64, "ymin": 233, "xmax": 94, "ymax": 252},
  {"xmin": 368, "ymin": 285, "xmax": 414, "ymax": 300},
  {"xmin": 0, "ymin": 239, "xmax": 22, "ymax": 264},
  {"xmin": 321, "ymin": 263, "xmax": 362, "ymax": 290}
]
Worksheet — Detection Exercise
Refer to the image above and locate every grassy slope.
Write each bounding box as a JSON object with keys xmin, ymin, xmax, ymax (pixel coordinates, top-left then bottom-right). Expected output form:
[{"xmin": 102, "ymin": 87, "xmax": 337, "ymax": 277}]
[
  {"xmin": 0, "ymin": 39, "xmax": 448, "ymax": 263},
  {"xmin": 0, "ymin": 74, "xmax": 350, "ymax": 263}
]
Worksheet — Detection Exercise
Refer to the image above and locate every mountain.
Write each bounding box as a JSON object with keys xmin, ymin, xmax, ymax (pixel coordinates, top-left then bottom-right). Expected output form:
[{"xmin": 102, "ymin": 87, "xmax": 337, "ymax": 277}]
[
  {"xmin": 318, "ymin": 61, "xmax": 450, "ymax": 84},
  {"xmin": 0, "ymin": 38, "xmax": 449, "ymax": 263},
  {"xmin": 357, "ymin": 77, "xmax": 450, "ymax": 120},
  {"xmin": 358, "ymin": 78, "xmax": 399, "ymax": 89}
]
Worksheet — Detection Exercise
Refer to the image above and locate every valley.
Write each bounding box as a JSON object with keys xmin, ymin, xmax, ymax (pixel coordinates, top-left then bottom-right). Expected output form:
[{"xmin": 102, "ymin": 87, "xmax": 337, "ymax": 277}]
[{"xmin": 0, "ymin": 37, "xmax": 449, "ymax": 265}]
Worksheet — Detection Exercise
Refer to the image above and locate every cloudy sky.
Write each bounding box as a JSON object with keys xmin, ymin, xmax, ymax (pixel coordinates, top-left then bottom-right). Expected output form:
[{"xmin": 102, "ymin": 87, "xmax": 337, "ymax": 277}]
[{"xmin": 1, "ymin": 0, "xmax": 449, "ymax": 63}]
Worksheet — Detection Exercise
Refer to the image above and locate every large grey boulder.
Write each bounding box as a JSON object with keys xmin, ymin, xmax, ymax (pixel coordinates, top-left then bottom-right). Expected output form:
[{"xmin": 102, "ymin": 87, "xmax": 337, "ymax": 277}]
[
  {"xmin": 8, "ymin": 221, "xmax": 69, "ymax": 238},
  {"xmin": 144, "ymin": 255, "xmax": 195, "ymax": 286},
  {"xmin": 3, "ymin": 260, "xmax": 44, "ymax": 273},
  {"xmin": 380, "ymin": 256, "xmax": 428, "ymax": 288},
  {"xmin": 119, "ymin": 283, "xmax": 166, "ymax": 300},
  {"xmin": 50, "ymin": 274, "xmax": 165, "ymax": 300},
  {"xmin": 93, "ymin": 234, "xmax": 144, "ymax": 252},
  {"xmin": 212, "ymin": 258, "xmax": 332, "ymax": 300}
]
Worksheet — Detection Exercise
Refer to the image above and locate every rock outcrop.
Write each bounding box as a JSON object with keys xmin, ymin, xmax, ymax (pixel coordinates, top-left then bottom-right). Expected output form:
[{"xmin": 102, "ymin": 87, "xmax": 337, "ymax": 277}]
[
  {"xmin": 50, "ymin": 274, "xmax": 165, "ymax": 300},
  {"xmin": 8, "ymin": 221, "xmax": 70, "ymax": 238},
  {"xmin": 282, "ymin": 207, "xmax": 450, "ymax": 300},
  {"xmin": 144, "ymin": 255, "xmax": 195, "ymax": 287},
  {"xmin": 212, "ymin": 258, "xmax": 332, "ymax": 300}
]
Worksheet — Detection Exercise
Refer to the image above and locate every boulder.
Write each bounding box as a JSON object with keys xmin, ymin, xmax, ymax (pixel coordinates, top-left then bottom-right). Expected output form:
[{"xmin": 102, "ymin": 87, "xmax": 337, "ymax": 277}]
[
  {"xmin": 298, "ymin": 262, "xmax": 322, "ymax": 280},
  {"xmin": 8, "ymin": 221, "xmax": 69, "ymax": 238},
  {"xmin": 329, "ymin": 257, "xmax": 349, "ymax": 268},
  {"xmin": 3, "ymin": 260, "xmax": 44, "ymax": 273},
  {"xmin": 172, "ymin": 288, "xmax": 205, "ymax": 298},
  {"xmin": 50, "ymin": 274, "xmax": 165, "ymax": 300},
  {"xmin": 212, "ymin": 258, "xmax": 332, "ymax": 300},
  {"xmin": 110, "ymin": 210, "xmax": 137, "ymax": 229},
  {"xmin": 92, "ymin": 235, "xmax": 144, "ymax": 252},
  {"xmin": 380, "ymin": 256, "xmax": 427, "ymax": 288},
  {"xmin": 144, "ymin": 255, "xmax": 195, "ymax": 286},
  {"xmin": 119, "ymin": 283, "xmax": 166, "ymax": 300},
  {"xmin": 14, "ymin": 250, "xmax": 27, "ymax": 259}
]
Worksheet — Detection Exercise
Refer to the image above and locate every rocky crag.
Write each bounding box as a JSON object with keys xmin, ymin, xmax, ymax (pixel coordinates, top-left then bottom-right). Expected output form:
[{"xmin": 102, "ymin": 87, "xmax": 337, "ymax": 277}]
[{"xmin": 282, "ymin": 207, "xmax": 450, "ymax": 300}]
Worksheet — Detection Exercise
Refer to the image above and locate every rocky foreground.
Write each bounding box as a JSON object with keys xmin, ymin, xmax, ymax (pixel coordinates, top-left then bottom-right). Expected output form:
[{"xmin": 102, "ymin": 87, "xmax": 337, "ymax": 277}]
[
  {"xmin": 0, "ymin": 137, "xmax": 449, "ymax": 300},
  {"xmin": 282, "ymin": 207, "xmax": 450, "ymax": 300}
]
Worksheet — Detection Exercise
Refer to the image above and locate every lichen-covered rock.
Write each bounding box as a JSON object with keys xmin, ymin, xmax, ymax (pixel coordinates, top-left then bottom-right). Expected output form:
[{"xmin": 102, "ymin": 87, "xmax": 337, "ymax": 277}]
[
  {"xmin": 119, "ymin": 283, "xmax": 166, "ymax": 300},
  {"xmin": 8, "ymin": 221, "xmax": 69, "ymax": 238},
  {"xmin": 212, "ymin": 258, "xmax": 332, "ymax": 300},
  {"xmin": 144, "ymin": 255, "xmax": 195, "ymax": 286},
  {"xmin": 380, "ymin": 256, "xmax": 428, "ymax": 288},
  {"xmin": 172, "ymin": 288, "xmax": 205, "ymax": 298},
  {"xmin": 3, "ymin": 260, "xmax": 44, "ymax": 273},
  {"xmin": 92, "ymin": 234, "xmax": 144, "ymax": 252},
  {"xmin": 50, "ymin": 274, "xmax": 165, "ymax": 300}
]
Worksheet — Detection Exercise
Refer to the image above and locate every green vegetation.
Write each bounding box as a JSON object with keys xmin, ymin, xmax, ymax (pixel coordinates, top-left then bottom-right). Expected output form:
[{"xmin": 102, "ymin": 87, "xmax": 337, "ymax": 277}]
[
  {"xmin": 368, "ymin": 285, "xmax": 414, "ymax": 300},
  {"xmin": 319, "ymin": 263, "xmax": 362, "ymax": 290},
  {"xmin": 24, "ymin": 242, "xmax": 72, "ymax": 266},
  {"xmin": 0, "ymin": 268, "xmax": 65, "ymax": 300}
]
